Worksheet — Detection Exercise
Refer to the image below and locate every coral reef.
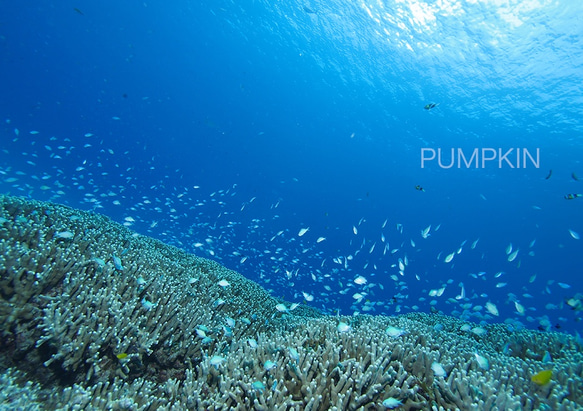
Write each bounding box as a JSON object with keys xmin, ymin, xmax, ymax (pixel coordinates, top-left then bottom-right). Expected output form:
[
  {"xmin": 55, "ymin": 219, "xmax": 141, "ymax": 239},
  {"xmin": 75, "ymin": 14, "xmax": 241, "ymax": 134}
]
[{"xmin": 0, "ymin": 194, "xmax": 582, "ymax": 410}]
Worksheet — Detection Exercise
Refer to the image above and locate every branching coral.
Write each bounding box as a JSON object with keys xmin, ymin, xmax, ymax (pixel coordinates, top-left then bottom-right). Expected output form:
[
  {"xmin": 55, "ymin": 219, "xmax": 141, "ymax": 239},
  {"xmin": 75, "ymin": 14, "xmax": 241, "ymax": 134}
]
[{"xmin": 0, "ymin": 195, "xmax": 582, "ymax": 410}]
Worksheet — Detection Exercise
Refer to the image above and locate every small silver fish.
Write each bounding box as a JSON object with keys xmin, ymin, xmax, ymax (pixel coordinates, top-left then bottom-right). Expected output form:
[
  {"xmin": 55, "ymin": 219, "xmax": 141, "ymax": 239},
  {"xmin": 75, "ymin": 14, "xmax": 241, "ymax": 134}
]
[
  {"xmin": 431, "ymin": 362, "xmax": 447, "ymax": 377},
  {"xmin": 218, "ymin": 279, "xmax": 230, "ymax": 287},
  {"xmin": 385, "ymin": 326, "xmax": 406, "ymax": 337},
  {"xmin": 112, "ymin": 255, "xmax": 123, "ymax": 271},
  {"xmin": 55, "ymin": 231, "xmax": 74, "ymax": 239},
  {"xmin": 337, "ymin": 322, "xmax": 351, "ymax": 333},
  {"xmin": 474, "ymin": 353, "xmax": 489, "ymax": 370},
  {"xmin": 210, "ymin": 355, "xmax": 225, "ymax": 367},
  {"xmin": 298, "ymin": 227, "xmax": 309, "ymax": 237}
]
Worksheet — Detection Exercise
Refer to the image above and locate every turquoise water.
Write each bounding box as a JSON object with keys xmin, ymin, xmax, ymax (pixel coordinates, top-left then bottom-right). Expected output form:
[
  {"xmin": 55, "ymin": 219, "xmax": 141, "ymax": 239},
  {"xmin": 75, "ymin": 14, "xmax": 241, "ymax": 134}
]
[{"xmin": 1, "ymin": 1, "xmax": 582, "ymax": 335}]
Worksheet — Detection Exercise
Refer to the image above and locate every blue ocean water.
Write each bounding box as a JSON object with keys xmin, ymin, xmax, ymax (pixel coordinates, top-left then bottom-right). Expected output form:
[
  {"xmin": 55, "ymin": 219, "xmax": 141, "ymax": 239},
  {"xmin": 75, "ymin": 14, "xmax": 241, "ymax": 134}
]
[{"xmin": 1, "ymin": 1, "xmax": 582, "ymax": 334}]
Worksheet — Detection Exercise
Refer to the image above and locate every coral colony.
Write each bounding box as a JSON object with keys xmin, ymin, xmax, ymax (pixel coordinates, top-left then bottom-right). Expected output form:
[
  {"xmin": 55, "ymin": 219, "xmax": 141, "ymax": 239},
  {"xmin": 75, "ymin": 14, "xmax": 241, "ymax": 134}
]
[{"xmin": 0, "ymin": 195, "xmax": 581, "ymax": 409}]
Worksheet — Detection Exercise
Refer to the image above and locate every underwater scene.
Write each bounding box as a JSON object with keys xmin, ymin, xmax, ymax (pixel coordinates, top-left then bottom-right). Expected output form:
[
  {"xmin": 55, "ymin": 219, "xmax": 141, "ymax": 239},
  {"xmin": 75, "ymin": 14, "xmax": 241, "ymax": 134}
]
[{"xmin": 1, "ymin": 1, "xmax": 582, "ymax": 409}]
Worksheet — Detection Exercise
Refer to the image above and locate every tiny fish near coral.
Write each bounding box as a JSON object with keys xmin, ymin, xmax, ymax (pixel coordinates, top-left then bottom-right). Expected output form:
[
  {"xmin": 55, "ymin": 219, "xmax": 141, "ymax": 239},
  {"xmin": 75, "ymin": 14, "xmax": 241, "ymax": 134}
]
[
  {"xmin": 337, "ymin": 322, "xmax": 351, "ymax": 333},
  {"xmin": 141, "ymin": 297, "xmax": 155, "ymax": 310},
  {"xmin": 210, "ymin": 356, "xmax": 225, "ymax": 368},
  {"xmin": 55, "ymin": 231, "xmax": 74, "ymax": 239},
  {"xmin": 251, "ymin": 381, "xmax": 265, "ymax": 393},
  {"xmin": 112, "ymin": 254, "xmax": 123, "ymax": 271},
  {"xmin": 385, "ymin": 326, "xmax": 406, "ymax": 337},
  {"xmin": 382, "ymin": 397, "xmax": 403, "ymax": 409},
  {"xmin": 217, "ymin": 279, "xmax": 230, "ymax": 287},
  {"xmin": 431, "ymin": 362, "xmax": 447, "ymax": 377},
  {"xmin": 275, "ymin": 303, "xmax": 288, "ymax": 313},
  {"xmin": 264, "ymin": 360, "xmax": 276, "ymax": 371},
  {"xmin": 531, "ymin": 369, "xmax": 552, "ymax": 385},
  {"xmin": 474, "ymin": 353, "xmax": 490, "ymax": 370},
  {"xmin": 289, "ymin": 347, "xmax": 299, "ymax": 362}
]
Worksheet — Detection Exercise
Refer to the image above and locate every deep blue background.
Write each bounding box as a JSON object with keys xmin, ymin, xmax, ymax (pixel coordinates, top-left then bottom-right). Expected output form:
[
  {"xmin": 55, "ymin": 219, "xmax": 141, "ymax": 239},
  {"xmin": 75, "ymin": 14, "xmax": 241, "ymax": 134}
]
[{"xmin": 1, "ymin": 1, "xmax": 582, "ymax": 334}]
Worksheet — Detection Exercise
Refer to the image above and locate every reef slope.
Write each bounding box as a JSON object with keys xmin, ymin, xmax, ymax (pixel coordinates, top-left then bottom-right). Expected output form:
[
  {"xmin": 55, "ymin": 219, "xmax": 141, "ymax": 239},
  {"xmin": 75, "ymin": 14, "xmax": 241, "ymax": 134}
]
[{"xmin": 0, "ymin": 195, "xmax": 581, "ymax": 410}]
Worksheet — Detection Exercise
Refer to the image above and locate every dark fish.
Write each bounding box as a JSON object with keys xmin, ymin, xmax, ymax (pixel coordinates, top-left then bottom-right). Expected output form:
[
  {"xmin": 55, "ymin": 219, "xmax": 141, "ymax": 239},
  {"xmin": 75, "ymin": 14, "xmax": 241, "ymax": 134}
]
[
  {"xmin": 74, "ymin": 8, "xmax": 84, "ymax": 15},
  {"xmin": 572, "ymin": 172, "xmax": 580, "ymax": 181},
  {"xmin": 424, "ymin": 103, "xmax": 438, "ymax": 110},
  {"xmin": 303, "ymin": 6, "xmax": 316, "ymax": 14},
  {"xmin": 545, "ymin": 169, "xmax": 552, "ymax": 179}
]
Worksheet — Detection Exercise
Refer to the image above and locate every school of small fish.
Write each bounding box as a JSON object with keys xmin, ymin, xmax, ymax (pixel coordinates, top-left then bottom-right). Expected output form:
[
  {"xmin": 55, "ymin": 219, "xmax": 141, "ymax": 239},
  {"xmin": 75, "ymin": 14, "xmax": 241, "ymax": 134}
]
[{"xmin": 0, "ymin": 120, "xmax": 581, "ymax": 335}]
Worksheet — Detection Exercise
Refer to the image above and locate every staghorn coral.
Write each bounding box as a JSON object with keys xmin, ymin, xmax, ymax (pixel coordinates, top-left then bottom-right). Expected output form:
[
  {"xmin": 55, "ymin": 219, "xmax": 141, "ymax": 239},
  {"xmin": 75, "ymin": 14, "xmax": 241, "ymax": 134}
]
[{"xmin": 0, "ymin": 194, "xmax": 582, "ymax": 410}]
